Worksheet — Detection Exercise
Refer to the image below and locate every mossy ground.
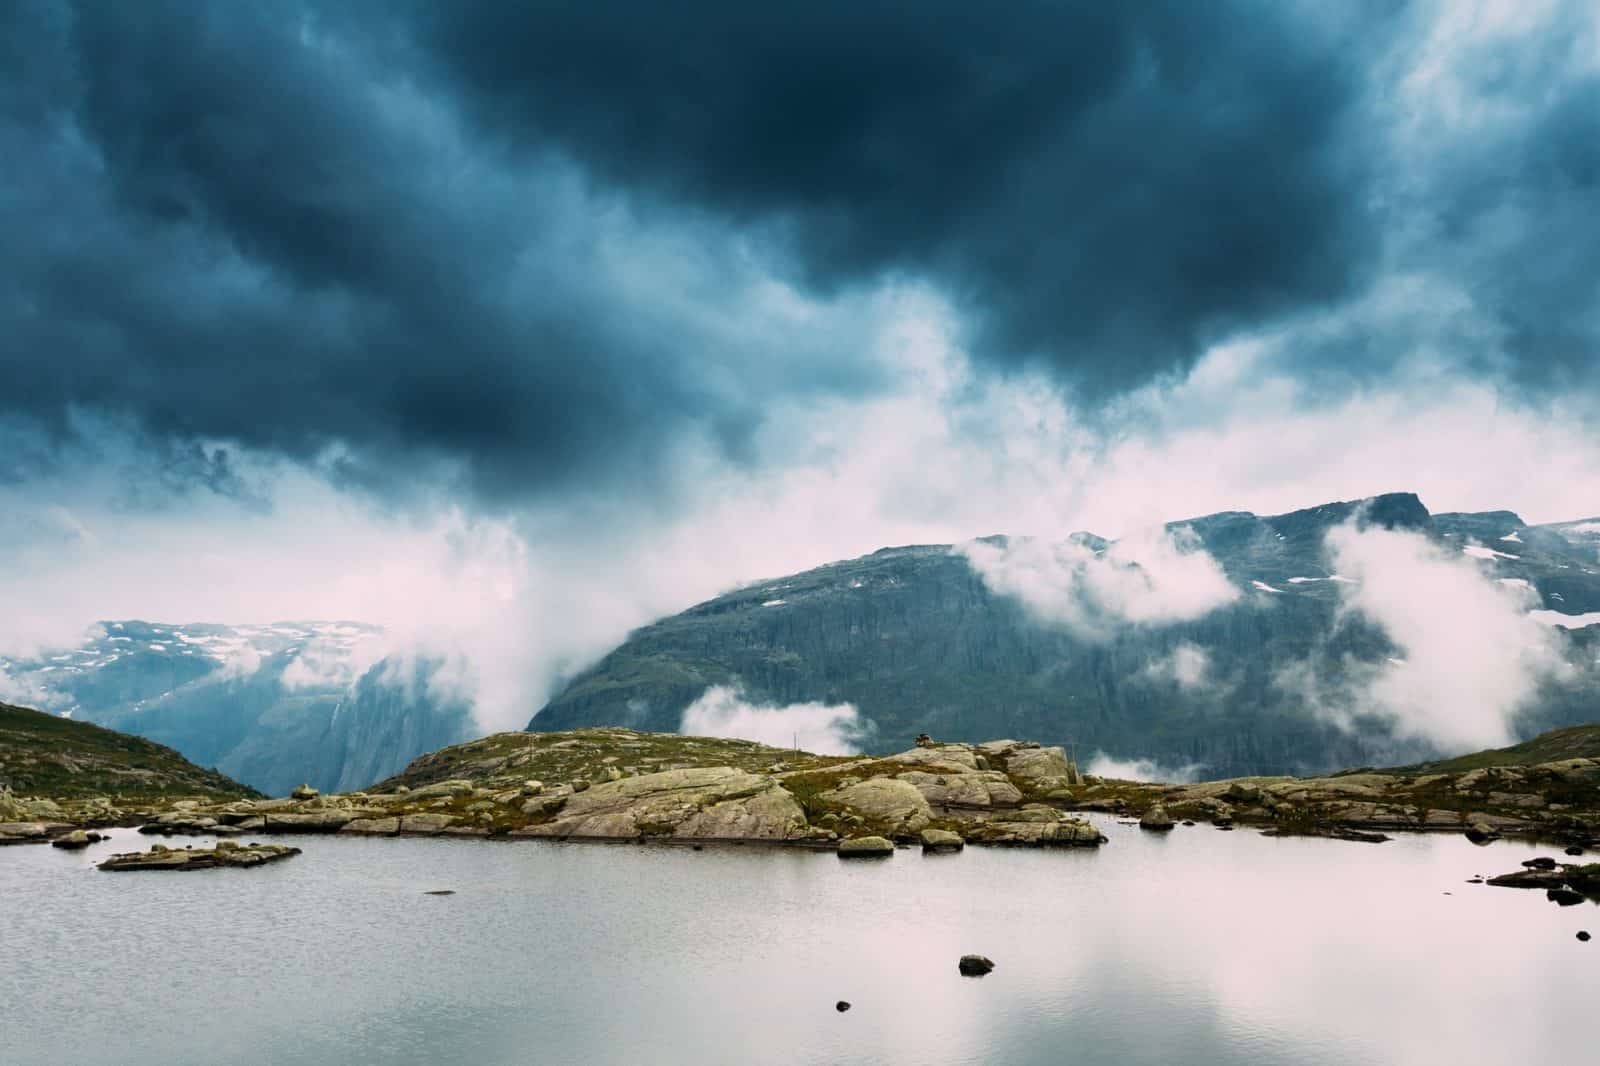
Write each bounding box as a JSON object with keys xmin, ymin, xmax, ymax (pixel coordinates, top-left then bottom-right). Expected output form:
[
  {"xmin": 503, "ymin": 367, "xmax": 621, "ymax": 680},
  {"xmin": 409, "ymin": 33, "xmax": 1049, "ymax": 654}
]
[{"xmin": 0, "ymin": 701, "xmax": 259, "ymax": 803}]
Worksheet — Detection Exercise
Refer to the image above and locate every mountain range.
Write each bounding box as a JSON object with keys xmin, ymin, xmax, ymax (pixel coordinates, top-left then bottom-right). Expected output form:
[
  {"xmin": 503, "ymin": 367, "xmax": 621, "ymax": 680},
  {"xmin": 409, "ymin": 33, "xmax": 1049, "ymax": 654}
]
[
  {"xmin": 0, "ymin": 621, "xmax": 472, "ymax": 796},
  {"xmin": 6, "ymin": 492, "xmax": 1596, "ymax": 792},
  {"xmin": 529, "ymin": 493, "xmax": 1600, "ymax": 778}
]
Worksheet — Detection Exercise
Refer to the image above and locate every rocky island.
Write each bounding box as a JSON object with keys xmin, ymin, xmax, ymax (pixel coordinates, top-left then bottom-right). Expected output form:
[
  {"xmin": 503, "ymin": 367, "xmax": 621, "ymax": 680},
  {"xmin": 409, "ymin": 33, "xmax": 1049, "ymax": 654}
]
[
  {"xmin": 7, "ymin": 707, "xmax": 1600, "ymax": 864},
  {"xmin": 99, "ymin": 840, "xmax": 301, "ymax": 871}
]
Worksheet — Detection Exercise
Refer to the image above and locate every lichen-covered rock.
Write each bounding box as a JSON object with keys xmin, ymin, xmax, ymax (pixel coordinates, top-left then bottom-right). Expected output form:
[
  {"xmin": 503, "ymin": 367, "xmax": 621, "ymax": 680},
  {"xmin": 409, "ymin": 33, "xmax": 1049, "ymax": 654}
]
[
  {"xmin": 818, "ymin": 777, "xmax": 933, "ymax": 834},
  {"xmin": 1140, "ymin": 805, "xmax": 1175, "ymax": 831},
  {"xmin": 406, "ymin": 779, "xmax": 476, "ymax": 800},
  {"xmin": 837, "ymin": 835, "xmax": 895, "ymax": 857},
  {"xmin": 339, "ymin": 817, "xmax": 400, "ymax": 835},
  {"xmin": 511, "ymin": 767, "xmax": 807, "ymax": 841},
  {"xmin": 1465, "ymin": 821, "xmax": 1501, "ymax": 844},
  {"xmin": 1001, "ymin": 746, "xmax": 1072, "ymax": 784},
  {"xmin": 0, "ymin": 821, "xmax": 51, "ymax": 844},
  {"xmin": 399, "ymin": 813, "xmax": 457, "ymax": 835},
  {"xmin": 51, "ymin": 830, "xmax": 103, "ymax": 849},
  {"xmin": 263, "ymin": 811, "xmax": 353, "ymax": 833},
  {"xmin": 919, "ymin": 828, "xmax": 965, "ymax": 852},
  {"xmin": 969, "ymin": 806, "xmax": 1105, "ymax": 847},
  {"xmin": 883, "ymin": 746, "xmax": 980, "ymax": 773},
  {"xmin": 895, "ymin": 770, "xmax": 1022, "ymax": 808},
  {"xmin": 290, "ymin": 783, "xmax": 319, "ymax": 800}
]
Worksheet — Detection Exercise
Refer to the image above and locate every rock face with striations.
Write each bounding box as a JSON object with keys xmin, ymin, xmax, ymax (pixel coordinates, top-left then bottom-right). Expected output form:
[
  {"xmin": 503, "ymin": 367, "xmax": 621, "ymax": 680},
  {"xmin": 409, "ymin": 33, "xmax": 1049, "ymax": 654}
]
[
  {"xmin": 817, "ymin": 778, "xmax": 933, "ymax": 836},
  {"xmin": 511, "ymin": 766, "xmax": 808, "ymax": 841}
]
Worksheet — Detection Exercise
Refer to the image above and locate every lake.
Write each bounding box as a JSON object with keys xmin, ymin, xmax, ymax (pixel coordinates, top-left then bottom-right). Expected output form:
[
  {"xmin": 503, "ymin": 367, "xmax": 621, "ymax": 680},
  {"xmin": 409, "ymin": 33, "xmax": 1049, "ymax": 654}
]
[{"xmin": 2, "ymin": 818, "xmax": 1592, "ymax": 1065}]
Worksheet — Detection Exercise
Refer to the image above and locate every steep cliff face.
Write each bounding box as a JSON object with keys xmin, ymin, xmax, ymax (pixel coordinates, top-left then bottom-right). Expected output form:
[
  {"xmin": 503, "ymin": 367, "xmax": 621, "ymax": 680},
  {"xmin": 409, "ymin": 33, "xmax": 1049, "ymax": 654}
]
[{"xmin": 531, "ymin": 494, "xmax": 1600, "ymax": 778}]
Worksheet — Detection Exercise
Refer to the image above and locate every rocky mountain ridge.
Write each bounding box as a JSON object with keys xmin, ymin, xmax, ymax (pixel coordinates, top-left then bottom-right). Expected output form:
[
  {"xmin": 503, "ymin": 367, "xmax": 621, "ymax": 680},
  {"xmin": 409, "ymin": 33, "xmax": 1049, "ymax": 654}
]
[{"xmin": 530, "ymin": 493, "xmax": 1600, "ymax": 777}]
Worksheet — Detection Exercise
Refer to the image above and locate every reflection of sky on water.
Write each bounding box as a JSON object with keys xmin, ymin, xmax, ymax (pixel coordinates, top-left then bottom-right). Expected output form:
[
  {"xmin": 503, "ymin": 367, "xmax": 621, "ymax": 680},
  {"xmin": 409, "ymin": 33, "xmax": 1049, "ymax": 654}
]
[{"xmin": 4, "ymin": 823, "xmax": 1590, "ymax": 1065}]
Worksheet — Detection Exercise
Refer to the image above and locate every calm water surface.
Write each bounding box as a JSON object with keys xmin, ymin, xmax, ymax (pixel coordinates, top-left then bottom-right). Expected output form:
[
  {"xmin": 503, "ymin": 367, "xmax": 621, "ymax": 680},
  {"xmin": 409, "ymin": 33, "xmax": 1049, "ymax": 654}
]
[{"xmin": 2, "ymin": 818, "xmax": 1594, "ymax": 1065}]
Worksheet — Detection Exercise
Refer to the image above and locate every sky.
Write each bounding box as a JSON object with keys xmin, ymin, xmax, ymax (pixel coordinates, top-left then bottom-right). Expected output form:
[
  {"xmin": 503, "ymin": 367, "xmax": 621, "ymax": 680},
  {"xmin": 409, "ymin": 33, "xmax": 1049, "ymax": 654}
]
[{"xmin": 2, "ymin": 0, "xmax": 1597, "ymax": 729}]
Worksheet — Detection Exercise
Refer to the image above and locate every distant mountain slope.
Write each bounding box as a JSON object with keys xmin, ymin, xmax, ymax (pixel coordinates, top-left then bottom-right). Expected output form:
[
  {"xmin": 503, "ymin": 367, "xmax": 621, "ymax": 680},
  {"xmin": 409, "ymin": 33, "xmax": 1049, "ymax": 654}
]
[
  {"xmin": 0, "ymin": 701, "xmax": 258, "ymax": 801},
  {"xmin": 530, "ymin": 493, "xmax": 1600, "ymax": 778},
  {"xmin": 0, "ymin": 622, "xmax": 474, "ymax": 796},
  {"xmin": 1380, "ymin": 723, "xmax": 1600, "ymax": 775}
]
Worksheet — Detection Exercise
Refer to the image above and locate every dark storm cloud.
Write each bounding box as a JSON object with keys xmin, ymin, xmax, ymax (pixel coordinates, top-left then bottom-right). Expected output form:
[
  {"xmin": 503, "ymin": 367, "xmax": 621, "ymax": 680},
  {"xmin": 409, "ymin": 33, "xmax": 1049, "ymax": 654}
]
[
  {"xmin": 0, "ymin": 0, "xmax": 886, "ymax": 505},
  {"xmin": 0, "ymin": 1, "xmax": 1594, "ymax": 509},
  {"xmin": 1434, "ymin": 71, "xmax": 1600, "ymax": 392},
  {"xmin": 404, "ymin": 0, "xmax": 1383, "ymax": 390}
]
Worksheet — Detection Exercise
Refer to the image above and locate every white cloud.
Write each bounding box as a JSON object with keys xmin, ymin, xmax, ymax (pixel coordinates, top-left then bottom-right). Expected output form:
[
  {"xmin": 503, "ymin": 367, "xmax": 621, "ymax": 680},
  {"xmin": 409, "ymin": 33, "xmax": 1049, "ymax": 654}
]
[
  {"xmin": 1145, "ymin": 643, "xmax": 1213, "ymax": 689},
  {"xmin": 279, "ymin": 633, "xmax": 388, "ymax": 691},
  {"xmin": 1085, "ymin": 753, "xmax": 1205, "ymax": 784},
  {"xmin": 1308, "ymin": 522, "xmax": 1573, "ymax": 751},
  {"xmin": 679, "ymin": 684, "xmax": 865, "ymax": 755},
  {"xmin": 958, "ymin": 526, "xmax": 1238, "ymax": 638},
  {"xmin": 5, "ymin": 296, "xmax": 1600, "ymax": 743},
  {"xmin": 0, "ymin": 666, "xmax": 68, "ymax": 712}
]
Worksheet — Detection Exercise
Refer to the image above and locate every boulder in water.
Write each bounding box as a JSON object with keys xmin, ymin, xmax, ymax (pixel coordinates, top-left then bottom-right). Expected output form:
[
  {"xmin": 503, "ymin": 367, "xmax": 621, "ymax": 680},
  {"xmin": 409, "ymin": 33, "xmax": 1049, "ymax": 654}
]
[
  {"xmin": 837, "ymin": 836, "xmax": 894, "ymax": 858},
  {"xmin": 1464, "ymin": 822, "xmax": 1500, "ymax": 844},
  {"xmin": 958, "ymin": 955, "xmax": 995, "ymax": 977},
  {"xmin": 1139, "ymin": 805, "xmax": 1175, "ymax": 831},
  {"xmin": 1547, "ymin": 886, "xmax": 1585, "ymax": 906}
]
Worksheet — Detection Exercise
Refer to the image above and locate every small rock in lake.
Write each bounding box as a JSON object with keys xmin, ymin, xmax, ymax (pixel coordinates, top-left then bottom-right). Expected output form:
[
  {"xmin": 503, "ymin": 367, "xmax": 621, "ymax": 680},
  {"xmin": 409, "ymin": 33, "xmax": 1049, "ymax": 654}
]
[
  {"xmin": 959, "ymin": 954, "xmax": 995, "ymax": 977},
  {"xmin": 1578, "ymin": 931, "xmax": 1591, "ymax": 942},
  {"xmin": 424, "ymin": 890, "xmax": 455, "ymax": 896},
  {"xmin": 837, "ymin": 836, "xmax": 894, "ymax": 858},
  {"xmin": 1522, "ymin": 857, "xmax": 1558, "ymax": 870},
  {"xmin": 1464, "ymin": 822, "xmax": 1501, "ymax": 844},
  {"xmin": 1565, "ymin": 846, "xmax": 1586, "ymax": 856},
  {"xmin": 1547, "ymin": 886, "xmax": 1585, "ymax": 907},
  {"xmin": 1139, "ymin": 805, "xmax": 1175, "ymax": 831},
  {"xmin": 835, "ymin": 1001, "xmax": 851, "ymax": 1013}
]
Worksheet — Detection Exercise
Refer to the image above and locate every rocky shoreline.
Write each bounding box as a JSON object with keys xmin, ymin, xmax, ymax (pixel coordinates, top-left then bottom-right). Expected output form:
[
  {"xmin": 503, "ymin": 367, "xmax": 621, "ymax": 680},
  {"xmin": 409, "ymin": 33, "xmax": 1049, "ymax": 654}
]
[{"xmin": 4, "ymin": 727, "xmax": 1599, "ymax": 864}]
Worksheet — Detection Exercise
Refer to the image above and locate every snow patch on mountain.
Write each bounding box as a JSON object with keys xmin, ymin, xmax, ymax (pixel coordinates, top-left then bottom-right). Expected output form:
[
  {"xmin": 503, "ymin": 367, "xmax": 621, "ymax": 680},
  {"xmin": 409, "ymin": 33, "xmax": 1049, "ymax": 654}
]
[{"xmin": 1530, "ymin": 610, "xmax": 1600, "ymax": 630}]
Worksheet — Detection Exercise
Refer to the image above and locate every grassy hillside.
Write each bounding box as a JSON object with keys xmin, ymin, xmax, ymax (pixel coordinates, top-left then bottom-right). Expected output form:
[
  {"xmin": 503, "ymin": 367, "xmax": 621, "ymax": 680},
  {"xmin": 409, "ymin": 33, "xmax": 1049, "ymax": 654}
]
[
  {"xmin": 0, "ymin": 701, "xmax": 261, "ymax": 801},
  {"xmin": 1380, "ymin": 723, "xmax": 1600, "ymax": 775},
  {"xmin": 371, "ymin": 726, "xmax": 856, "ymax": 794}
]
